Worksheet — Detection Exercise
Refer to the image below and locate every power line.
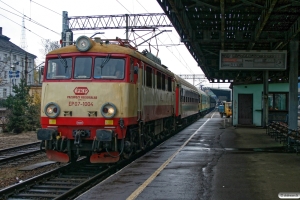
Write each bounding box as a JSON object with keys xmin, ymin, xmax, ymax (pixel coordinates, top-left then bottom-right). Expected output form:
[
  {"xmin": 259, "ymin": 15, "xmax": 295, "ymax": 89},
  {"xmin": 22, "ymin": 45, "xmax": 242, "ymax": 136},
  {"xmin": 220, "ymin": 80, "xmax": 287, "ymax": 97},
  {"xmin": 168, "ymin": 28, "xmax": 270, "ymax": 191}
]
[
  {"xmin": 0, "ymin": 4, "xmax": 60, "ymax": 35},
  {"xmin": 114, "ymin": 0, "xmax": 194, "ymax": 74},
  {"xmin": 156, "ymin": 26, "xmax": 195, "ymax": 73},
  {"xmin": 159, "ymin": 38, "xmax": 194, "ymax": 74},
  {"xmin": 136, "ymin": 0, "xmax": 149, "ymax": 13},
  {"xmin": 135, "ymin": 0, "xmax": 193, "ymax": 73},
  {"xmin": 162, "ymin": 31, "xmax": 195, "ymax": 74},
  {"xmin": 30, "ymin": 0, "xmax": 61, "ymax": 16},
  {"xmin": 0, "ymin": 13, "xmax": 45, "ymax": 39},
  {"xmin": 133, "ymin": 0, "xmax": 194, "ymax": 74},
  {"xmin": 116, "ymin": 0, "xmax": 132, "ymax": 14}
]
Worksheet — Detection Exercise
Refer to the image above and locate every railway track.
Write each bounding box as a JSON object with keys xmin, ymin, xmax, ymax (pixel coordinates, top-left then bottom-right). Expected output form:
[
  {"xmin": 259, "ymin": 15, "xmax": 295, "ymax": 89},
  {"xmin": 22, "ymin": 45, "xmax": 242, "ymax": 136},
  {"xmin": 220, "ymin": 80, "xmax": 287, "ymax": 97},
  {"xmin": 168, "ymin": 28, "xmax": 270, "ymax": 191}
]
[
  {"xmin": 0, "ymin": 153, "xmax": 142, "ymax": 199},
  {"xmin": 0, "ymin": 113, "xmax": 213, "ymax": 199},
  {"xmin": 0, "ymin": 142, "xmax": 43, "ymax": 165},
  {"xmin": 0, "ymin": 125, "xmax": 186, "ymax": 199}
]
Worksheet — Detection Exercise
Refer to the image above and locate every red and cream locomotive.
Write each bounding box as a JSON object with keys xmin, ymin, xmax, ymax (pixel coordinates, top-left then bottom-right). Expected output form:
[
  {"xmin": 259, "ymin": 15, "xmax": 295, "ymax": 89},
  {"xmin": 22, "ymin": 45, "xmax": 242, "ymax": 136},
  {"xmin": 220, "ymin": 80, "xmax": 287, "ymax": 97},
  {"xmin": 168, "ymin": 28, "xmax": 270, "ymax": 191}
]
[{"xmin": 37, "ymin": 35, "xmax": 210, "ymax": 163}]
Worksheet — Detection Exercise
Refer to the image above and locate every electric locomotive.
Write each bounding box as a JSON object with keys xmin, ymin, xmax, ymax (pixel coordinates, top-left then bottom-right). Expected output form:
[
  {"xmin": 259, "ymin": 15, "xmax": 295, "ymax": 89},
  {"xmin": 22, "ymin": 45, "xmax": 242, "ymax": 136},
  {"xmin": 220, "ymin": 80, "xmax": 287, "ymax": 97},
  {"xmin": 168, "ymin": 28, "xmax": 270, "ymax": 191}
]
[{"xmin": 37, "ymin": 35, "xmax": 205, "ymax": 163}]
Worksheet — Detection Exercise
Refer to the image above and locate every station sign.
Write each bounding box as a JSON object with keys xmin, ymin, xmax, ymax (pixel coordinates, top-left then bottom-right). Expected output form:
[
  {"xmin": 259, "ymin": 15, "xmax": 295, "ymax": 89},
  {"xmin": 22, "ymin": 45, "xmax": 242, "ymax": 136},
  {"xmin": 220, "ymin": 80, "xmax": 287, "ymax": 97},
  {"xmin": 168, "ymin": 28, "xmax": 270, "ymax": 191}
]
[
  {"xmin": 219, "ymin": 50, "xmax": 287, "ymax": 71},
  {"xmin": 9, "ymin": 70, "xmax": 20, "ymax": 78}
]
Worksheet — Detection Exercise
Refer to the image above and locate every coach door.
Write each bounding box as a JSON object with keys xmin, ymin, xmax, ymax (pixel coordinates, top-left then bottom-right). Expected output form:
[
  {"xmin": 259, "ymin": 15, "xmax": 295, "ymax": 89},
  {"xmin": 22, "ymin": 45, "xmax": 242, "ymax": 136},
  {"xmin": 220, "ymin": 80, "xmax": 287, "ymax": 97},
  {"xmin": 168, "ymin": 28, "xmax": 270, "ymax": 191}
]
[{"xmin": 238, "ymin": 94, "xmax": 253, "ymax": 125}]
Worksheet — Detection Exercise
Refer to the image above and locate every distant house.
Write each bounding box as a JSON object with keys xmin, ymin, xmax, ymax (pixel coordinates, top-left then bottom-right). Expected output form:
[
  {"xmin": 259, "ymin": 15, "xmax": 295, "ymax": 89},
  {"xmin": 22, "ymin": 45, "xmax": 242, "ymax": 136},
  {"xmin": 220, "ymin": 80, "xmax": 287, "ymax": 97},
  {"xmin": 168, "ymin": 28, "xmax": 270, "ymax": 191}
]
[
  {"xmin": 0, "ymin": 27, "xmax": 37, "ymax": 98},
  {"xmin": 29, "ymin": 85, "xmax": 42, "ymax": 99}
]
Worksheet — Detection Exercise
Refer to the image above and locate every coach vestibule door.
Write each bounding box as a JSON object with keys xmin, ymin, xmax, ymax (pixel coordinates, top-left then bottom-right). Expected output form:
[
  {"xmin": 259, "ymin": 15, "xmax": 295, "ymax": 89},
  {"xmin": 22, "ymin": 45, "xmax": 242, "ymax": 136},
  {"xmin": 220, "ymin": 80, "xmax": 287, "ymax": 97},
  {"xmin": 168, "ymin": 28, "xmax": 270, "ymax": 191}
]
[{"xmin": 238, "ymin": 94, "xmax": 253, "ymax": 125}]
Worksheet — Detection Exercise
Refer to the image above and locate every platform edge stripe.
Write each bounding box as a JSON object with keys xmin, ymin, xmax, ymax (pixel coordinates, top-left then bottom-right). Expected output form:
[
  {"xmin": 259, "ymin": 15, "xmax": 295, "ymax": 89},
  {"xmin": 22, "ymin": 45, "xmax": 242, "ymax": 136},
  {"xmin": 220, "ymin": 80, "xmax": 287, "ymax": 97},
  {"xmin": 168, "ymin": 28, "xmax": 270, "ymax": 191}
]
[{"xmin": 126, "ymin": 119, "xmax": 210, "ymax": 200}]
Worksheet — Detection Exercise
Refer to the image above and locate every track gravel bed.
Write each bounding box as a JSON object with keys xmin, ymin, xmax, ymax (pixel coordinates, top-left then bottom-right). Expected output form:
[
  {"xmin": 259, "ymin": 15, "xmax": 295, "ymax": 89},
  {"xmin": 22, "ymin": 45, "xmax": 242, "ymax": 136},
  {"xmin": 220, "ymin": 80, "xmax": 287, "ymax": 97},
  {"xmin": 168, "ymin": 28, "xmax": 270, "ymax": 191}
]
[{"xmin": 0, "ymin": 131, "xmax": 62, "ymax": 190}]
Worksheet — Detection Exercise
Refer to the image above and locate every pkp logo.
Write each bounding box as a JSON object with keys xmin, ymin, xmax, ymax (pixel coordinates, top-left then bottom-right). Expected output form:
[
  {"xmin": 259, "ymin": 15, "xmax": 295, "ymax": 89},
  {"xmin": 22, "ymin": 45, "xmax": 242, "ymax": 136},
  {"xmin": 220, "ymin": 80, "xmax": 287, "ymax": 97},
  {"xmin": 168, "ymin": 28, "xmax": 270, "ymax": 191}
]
[{"xmin": 73, "ymin": 87, "xmax": 89, "ymax": 95}]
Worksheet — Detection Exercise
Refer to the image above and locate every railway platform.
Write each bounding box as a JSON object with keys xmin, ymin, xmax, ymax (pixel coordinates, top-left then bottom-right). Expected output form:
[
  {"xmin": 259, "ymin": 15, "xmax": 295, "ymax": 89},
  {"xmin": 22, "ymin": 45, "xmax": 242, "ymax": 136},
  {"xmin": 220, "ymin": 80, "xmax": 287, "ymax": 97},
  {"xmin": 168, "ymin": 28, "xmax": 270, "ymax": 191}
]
[{"xmin": 75, "ymin": 111, "xmax": 300, "ymax": 200}]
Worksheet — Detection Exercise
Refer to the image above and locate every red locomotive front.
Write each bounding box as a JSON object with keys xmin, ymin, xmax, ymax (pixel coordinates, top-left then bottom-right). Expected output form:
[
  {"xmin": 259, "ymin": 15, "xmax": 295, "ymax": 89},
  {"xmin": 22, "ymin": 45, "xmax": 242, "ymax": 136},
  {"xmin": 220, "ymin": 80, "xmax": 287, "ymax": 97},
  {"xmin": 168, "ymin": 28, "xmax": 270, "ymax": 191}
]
[{"xmin": 38, "ymin": 36, "xmax": 141, "ymax": 163}]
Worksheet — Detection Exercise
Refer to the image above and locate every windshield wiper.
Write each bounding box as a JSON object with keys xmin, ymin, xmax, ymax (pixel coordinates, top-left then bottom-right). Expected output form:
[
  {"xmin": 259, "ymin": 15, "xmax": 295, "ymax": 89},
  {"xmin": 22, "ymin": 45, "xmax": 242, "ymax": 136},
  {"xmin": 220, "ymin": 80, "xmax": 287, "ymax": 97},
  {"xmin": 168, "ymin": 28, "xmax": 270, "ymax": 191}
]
[
  {"xmin": 99, "ymin": 54, "xmax": 111, "ymax": 74},
  {"xmin": 58, "ymin": 54, "xmax": 68, "ymax": 73},
  {"xmin": 100, "ymin": 54, "xmax": 111, "ymax": 68}
]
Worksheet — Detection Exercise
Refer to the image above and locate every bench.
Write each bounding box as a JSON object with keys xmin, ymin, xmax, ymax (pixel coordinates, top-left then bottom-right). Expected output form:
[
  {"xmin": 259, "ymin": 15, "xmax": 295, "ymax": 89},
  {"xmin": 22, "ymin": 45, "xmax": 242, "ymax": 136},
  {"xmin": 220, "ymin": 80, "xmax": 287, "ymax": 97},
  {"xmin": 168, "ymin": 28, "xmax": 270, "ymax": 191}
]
[
  {"xmin": 266, "ymin": 121, "xmax": 299, "ymax": 152},
  {"xmin": 286, "ymin": 129, "xmax": 300, "ymax": 153}
]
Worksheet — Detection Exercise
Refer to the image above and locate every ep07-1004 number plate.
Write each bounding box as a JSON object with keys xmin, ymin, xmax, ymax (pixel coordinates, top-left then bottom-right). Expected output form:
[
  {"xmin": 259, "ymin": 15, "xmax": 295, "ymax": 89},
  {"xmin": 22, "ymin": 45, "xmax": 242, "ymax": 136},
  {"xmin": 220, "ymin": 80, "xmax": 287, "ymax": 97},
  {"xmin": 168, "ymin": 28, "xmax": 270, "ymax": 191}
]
[{"xmin": 69, "ymin": 101, "xmax": 94, "ymax": 106}]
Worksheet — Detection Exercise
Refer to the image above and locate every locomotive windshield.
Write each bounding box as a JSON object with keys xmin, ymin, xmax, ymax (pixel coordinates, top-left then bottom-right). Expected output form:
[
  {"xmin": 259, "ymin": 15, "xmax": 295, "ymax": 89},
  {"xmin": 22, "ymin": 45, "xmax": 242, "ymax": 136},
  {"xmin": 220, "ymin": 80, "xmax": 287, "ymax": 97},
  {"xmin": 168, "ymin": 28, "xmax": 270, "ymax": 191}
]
[
  {"xmin": 74, "ymin": 57, "xmax": 92, "ymax": 79},
  {"xmin": 47, "ymin": 58, "xmax": 72, "ymax": 79},
  {"xmin": 46, "ymin": 57, "xmax": 125, "ymax": 80},
  {"xmin": 94, "ymin": 57, "xmax": 125, "ymax": 79}
]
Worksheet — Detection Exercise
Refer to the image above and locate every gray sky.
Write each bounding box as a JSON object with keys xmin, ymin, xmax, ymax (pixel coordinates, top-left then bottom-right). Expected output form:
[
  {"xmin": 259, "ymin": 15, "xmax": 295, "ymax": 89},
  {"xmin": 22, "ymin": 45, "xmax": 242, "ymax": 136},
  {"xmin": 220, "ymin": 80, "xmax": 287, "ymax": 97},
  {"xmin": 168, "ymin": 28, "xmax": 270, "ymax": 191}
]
[{"xmin": 0, "ymin": 0, "xmax": 230, "ymax": 88}]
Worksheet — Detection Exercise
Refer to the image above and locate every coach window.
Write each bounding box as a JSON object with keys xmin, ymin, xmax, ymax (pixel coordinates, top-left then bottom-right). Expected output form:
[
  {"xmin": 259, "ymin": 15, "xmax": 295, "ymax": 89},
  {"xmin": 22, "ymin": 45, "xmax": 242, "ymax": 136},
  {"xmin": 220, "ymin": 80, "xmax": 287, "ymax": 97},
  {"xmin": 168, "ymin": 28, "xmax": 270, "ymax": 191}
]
[
  {"xmin": 162, "ymin": 74, "xmax": 166, "ymax": 90},
  {"xmin": 130, "ymin": 58, "xmax": 134, "ymax": 82},
  {"xmin": 157, "ymin": 72, "xmax": 162, "ymax": 89},
  {"xmin": 146, "ymin": 66, "xmax": 152, "ymax": 87},
  {"xmin": 180, "ymin": 88, "xmax": 183, "ymax": 101},
  {"xmin": 167, "ymin": 77, "xmax": 172, "ymax": 92},
  {"xmin": 47, "ymin": 58, "xmax": 72, "ymax": 79},
  {"xmin": 153, "ymin": 70, "xmax": 156, "ymax": 88}
]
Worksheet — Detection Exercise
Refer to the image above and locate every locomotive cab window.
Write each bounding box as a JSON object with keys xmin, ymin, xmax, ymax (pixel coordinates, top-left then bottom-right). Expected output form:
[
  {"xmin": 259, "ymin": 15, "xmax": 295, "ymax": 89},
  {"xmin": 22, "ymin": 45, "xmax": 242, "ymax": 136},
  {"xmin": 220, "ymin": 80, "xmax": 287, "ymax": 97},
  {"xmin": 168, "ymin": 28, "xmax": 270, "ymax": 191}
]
[
  {"xmin": 46, "ymin": 58, "xmax": 72, "ymax": 79},
  {"xmin": 94, "ymin": 57, "xmax": 125, "ymax": 79},
  {"xmin": 74, "ymin": 57, "xmax": 92, "ymax": 79}
]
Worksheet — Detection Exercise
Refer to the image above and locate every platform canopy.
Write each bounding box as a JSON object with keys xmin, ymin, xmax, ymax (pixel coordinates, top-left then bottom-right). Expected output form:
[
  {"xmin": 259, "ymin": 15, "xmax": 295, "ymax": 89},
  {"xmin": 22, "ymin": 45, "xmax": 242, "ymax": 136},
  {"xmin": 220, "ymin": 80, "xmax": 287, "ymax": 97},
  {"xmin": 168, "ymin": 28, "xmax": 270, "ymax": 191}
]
[{"xmin": 157, "ymin": 0, "xmax": 300, "ymax": 84}]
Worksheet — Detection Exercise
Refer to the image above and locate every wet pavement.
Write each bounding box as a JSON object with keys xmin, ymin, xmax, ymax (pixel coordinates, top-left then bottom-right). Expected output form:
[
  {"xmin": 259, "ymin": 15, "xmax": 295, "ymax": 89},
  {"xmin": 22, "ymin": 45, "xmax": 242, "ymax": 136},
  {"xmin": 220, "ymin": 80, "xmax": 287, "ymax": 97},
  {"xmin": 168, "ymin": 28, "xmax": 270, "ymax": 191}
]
[{"xmin": 76, "ymin": 112, "xmax": 300, "ymax": 200}]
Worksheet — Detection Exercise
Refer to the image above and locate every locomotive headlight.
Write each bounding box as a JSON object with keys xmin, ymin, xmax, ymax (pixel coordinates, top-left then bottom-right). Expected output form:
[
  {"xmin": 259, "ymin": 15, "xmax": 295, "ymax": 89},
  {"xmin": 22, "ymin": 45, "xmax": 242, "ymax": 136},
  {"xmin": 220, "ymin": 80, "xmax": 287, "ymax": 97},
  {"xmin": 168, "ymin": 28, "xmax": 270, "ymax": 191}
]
[
  {"xmin": 44, "ymin": 102, "xmax": 60, "ymax": 118},
  {"xmin": 101, "ymin": 103, "xmax": 117, "ymax": 118},
  {"xmin": 75, "ymin": 36, "xmax": 92, "ymax": 52}
]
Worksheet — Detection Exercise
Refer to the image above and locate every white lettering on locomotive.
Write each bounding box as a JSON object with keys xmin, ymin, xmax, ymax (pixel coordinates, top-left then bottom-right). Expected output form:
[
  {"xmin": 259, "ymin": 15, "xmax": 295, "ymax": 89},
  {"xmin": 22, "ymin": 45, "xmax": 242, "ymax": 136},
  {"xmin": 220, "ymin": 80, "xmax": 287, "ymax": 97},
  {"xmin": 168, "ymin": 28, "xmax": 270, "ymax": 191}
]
[
  {"xmin": 73, "ymin": 87, "xmax": 89, "ymax": 95},
  {"xmin": 68, "ymin": 101, "xmax": 94, "ymax": 106}
]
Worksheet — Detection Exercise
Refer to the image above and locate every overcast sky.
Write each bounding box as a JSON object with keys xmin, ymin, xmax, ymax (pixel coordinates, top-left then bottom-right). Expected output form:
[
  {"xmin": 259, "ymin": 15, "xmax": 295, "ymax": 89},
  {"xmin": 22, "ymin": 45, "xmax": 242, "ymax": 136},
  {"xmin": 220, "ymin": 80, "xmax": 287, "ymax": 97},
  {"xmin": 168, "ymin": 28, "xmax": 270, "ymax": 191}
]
[{"xmin": 0, "ymin": 0, "xmax": 230, "ymax": 88}]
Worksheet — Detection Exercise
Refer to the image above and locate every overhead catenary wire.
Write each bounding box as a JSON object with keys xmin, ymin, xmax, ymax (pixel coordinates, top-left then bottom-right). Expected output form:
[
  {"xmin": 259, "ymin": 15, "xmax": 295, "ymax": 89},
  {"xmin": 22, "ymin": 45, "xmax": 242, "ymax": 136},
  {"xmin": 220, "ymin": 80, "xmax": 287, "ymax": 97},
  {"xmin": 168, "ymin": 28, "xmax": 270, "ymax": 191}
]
[
  {"xmin": 0, "ymin": 1, "xmax": 60, "ymax": 35},
  {"xmin": 158, "ymin": 27, "xmax": 195, "ymax": 73},
  {"xmin": 30, "ymin": 0, "xmax": 61, "ymax": 16},
  {"xmin": 1, "ymin": 0, "xmax": 197, "ymax": 75},
  {"xmin": 0, "ymin": 13, "xmax": 45, "ymax": 40},
  {"xmin": 118, "ymin": 0, "xmax": 195, "ymax": 74},
  {"xmin": 116, "ymin": 0, "xmax": 132, "ymax": 14},
  {"xmin": 134, "ymin": 0, "xmax": 195, "ymax": 74}
]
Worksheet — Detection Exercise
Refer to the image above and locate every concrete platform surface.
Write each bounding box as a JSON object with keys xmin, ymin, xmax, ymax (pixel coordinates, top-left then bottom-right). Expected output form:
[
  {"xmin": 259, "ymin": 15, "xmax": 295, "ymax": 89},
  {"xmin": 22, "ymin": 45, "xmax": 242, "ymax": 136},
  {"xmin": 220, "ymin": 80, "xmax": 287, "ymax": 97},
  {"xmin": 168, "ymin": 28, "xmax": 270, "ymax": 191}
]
[{"xmin": 75, "ymin": 115, "xmax": 300, "ymax": 200}]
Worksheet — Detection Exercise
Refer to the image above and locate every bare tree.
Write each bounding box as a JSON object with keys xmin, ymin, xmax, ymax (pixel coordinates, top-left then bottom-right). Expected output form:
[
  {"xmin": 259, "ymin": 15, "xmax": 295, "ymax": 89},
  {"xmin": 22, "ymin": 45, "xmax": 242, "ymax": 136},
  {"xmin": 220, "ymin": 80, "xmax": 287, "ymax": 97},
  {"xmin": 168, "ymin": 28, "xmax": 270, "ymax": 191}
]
[{"xmin": 39, "ymin": 39, "xmax": 60, "ymax": 59}]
